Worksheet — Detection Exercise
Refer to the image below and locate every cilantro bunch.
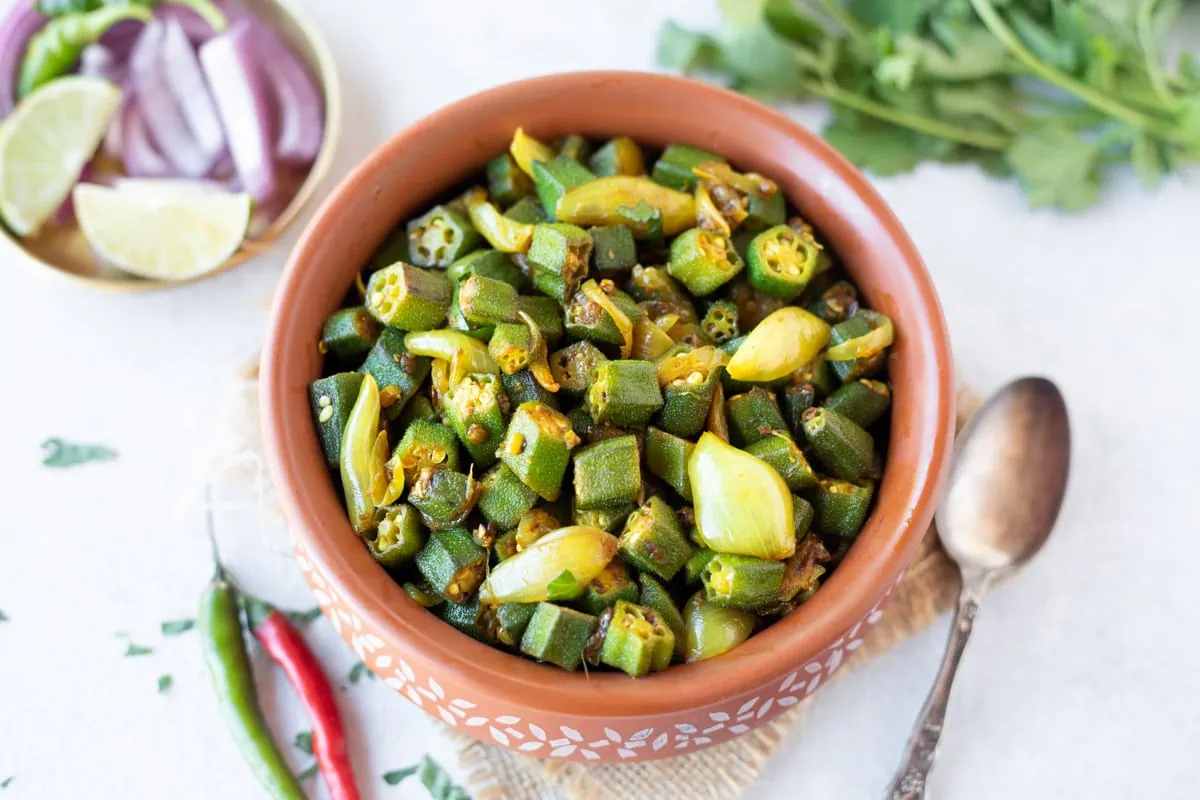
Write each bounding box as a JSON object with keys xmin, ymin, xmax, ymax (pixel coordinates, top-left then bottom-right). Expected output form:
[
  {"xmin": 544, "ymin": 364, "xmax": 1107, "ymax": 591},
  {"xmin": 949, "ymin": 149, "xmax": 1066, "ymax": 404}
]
[{"xmin": 660, "ymin": 0, "xmax": 1200, "ymax": 210}]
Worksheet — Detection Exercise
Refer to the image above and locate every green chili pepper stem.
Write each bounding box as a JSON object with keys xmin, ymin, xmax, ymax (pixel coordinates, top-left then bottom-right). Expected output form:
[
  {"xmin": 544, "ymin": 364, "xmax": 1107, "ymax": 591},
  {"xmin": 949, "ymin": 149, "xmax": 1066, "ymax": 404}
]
[
  {"xmin": 199, "ymin": 577, "xmax": 306, "ymax": 800},
  {"xmin": 19, "ymin": 5, "xmax": 154, "ymax": 98}
]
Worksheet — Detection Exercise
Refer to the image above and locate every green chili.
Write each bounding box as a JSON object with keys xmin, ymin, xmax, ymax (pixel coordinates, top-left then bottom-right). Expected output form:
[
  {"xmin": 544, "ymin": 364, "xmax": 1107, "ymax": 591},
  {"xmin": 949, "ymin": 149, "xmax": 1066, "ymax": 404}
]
[{"xmin": 19, "ymin": 5, "xmax": 153, "ymax": 98}]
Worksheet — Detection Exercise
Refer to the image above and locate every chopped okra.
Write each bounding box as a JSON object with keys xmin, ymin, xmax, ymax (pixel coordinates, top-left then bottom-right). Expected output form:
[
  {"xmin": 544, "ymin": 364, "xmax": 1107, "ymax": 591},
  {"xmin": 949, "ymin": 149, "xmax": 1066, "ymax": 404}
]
[{"xmin": 308, "ymin": 131, "xmax": 896, "ymax": 674}]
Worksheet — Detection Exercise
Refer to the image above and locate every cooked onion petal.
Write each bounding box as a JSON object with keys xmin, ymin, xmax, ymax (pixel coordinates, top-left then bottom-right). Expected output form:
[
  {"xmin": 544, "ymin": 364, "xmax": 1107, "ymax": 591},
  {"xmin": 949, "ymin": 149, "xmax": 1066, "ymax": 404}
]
[{"xmin": 825, "ymin": 312, "xmax": 894, "ymax": 361}]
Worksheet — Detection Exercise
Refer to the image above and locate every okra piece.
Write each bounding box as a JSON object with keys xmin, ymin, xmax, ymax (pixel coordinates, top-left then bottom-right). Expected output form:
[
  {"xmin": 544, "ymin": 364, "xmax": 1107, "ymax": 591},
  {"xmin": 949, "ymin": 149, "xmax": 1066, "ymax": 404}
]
[
  {"xmin": 590, "ymin": 225, "xmax": 638, "ymax": 275},
  {"xmin": 447, "ymin": 249, "xmax": 526, "ymax": 289},
  {"xmin": 727, "ymin": 388, "xmax": 790, "ymax": 445},
  {"xmin": 443, "ymin": 373, "xmax": 507, "ymax": 467},
  {"xmin": 586, "ymin": 360, "xmax": 664, "ymax": 426},
  {"xmin": 745, "ymin": 224, "xmax": 819, "ymax": 300},
  {"xmin": 682, "ymin": 591, "xmax": 756, "ymax": 663},
  {"xmin": 743, "ymin": 189, "xmax": 786, "ymax": 232},
  {"xmin": 478, "ymin": 463, "xmax": 538, "ymax": 531},
  {"xmin": 367, "ymin": 504, "xmax": 426, "ymax": 570},
  {"xmin": 576, "ymin": 559, "xmax": 639, "ymax": 615},
  {"xmin": 520, "ymin": 603, "xmax": 596, "ymax": 671},
  {"xmin": 638, "ymin": 574, "xmax": 686, "ymax": 661},
  {"xmin": 488, "ymin": 323, "xmax": 533, "ymax": 374},
  {"xmin": 447, "ymin": 282, "xmax": 494, "ymax": 341},
  {"xmin": 683, "ymin": 547, "xmax": 718, "ymax": 585},
  {"xmin": 366, "ymin": 226, "xmax": 410, "ymax": 274},
  {"xmin": 702, "ymin": 553, "xmax": 785, "ymax": 610},
  {"xmin": 527, "ymin": 223, "xmax": 592, "ymax": 303},
  {"xmin": 807, "ymin": 279, "xmax": 859, "ymax": 324},
  {"xmin": 573, "ymin": 503, "xmax": 635, "ymax": 533},
  {"xmin": 481, "ymin": 602, "xmax": 538, "ymax": 647},
  {"xmin": 486, "ymin": 153, "xmax": 535, "ymax": 208},
  {"xmin": 549, "ymin": 341, "xmax": 608, "ymax": 396},
  {"xmin": 588, "ymin": 136, "xmax": 645, "ymax": 177},
  {"xmin": 700, "ymin": 299, "xmax": 740, "ymax": 344},
  {"xmin": 408, "ymin": 467, "xmax": 478, "ymax": 531},
  {"xmin": 439, "ymin": 596, "xmax": 484, "ymax": 639},
  {"xmin": 668, "ymin": 228, "xmax": 743, "ymax": 297},
  {"xmin": 778, "ymin": 532, "xmax": 830, "ymax": 604},
  {"xmin": 516, "ymin": 295, "xmax": 565, "ymax": 344},
  {"xmin": 407, "ymin": 204, "xmax": 482, "ymax": 268},
  {"xmin": 651, "ymin": 144, "xmax": 723, "ymax": 192},
  {"xmin": 795, "ymin": 354, "xmax": 840, "ymax": 399},
  {"xmin": 657, "ymin": 365, "xmax": 721, "ymax": 439},
  {"xmin": 320, "ymin": 306, "xmax": 381, "ymax": 360},
  {"xmin": 599, "ymin": 600, "xmax": 675, "ymax": 677},
  {"xmin": 457, "ymin": 274, "xmax": 521, "ymax": 326},
  {"xmin": 493, "ymin": 531, "xmax": 520, "ymax": 561},
  {"xmin": 360, "ymin": 327, "xmax": 432, "ymax": 421},
  {"xmin": 781, "ymin": 382, "xmax": 817, "ymax": 437},
  {"xmin": 565, "ymin": 283, "xmax": 644, "ymax": 347},
  {"xmin": 499, "ymin": 402, "xmax": 581, "ymax": 501},
  {"xmin": 801, "ymin": 407, "xmax": 876, "ymax": 482},
  {"xmin": 365, "ymin": 263, "xmax": 453, "ymax": 331},
  {"xmin": 399, "ymin": 395, "xmax": 440, "ymax": 427},
  {"xmin": 827, "ymin": 315, "xmax": 887, "ymax": 383},
  {"xmin": 480, "ymin": 526, "xmax": 619, "ymax": 604},
  {"xmin": 389, "ymin": 419, "xmax": 461, "ymax": 481},
  {"xmin": 505, "ymin": 196, "xmax": 547, "ymax": 224},
  {"xmin": 744, "ymin": 434, "xmax": 818, "ymax": 492},
  {"xmin": 811, "ymin": 478, "xmax": 874, "ymax": 541},
  {"xmin": 556, "ymin": 134, "xmax": 593, "ymax": 163},
  {"xmin": 645, "ymin": 427, "xmax": 694, "ymax": 502},
  {"xmin": 532, "ymin": 153, "xmax": 595, "ymax": 219},
  {"xmin": 793, "ymin": 494, "xmax": 816, "ymax": 538},
  {"xmin": 404, "ymin": 580, "xmax": 444, "ymax": 608},
  {"xmin": 501, "ymin": 369, "xmax": 559, "ymax": 410},
  {"xmin": 824, "ymin": 379, "xmax": 892, "ymax": 429},
  {"xmin": 627, "ymin": 265, "xmax": 699, "ymax": 322},
  {"xmin": 619, "ymin": 496, "xmax": 693, "ymax": 581},
  {"xmin": 415, "ymin": 526, "xmax": 487, "ymax": 603},
  {"xmin": 573, "ymin": 434, "xmax": 641, "ymax": 511},
  {"xmin": 309, "ymin": 372, "xmax": 364, "ymax": 466}
]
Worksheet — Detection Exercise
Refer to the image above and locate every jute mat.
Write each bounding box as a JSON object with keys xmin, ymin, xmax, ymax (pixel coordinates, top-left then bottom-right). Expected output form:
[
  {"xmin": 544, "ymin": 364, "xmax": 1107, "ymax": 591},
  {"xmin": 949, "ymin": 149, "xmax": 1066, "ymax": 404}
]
[{"xmin": 453, "ymin": 388, "xmax": 982, "ymax": 800}]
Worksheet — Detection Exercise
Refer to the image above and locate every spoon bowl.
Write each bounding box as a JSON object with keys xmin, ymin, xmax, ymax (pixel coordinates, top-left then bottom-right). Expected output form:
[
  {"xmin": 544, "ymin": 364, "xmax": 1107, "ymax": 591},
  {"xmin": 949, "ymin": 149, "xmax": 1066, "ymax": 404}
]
[{"xmin": 938, "ymin": 376, "xmax": 1071, "ymax": 573}]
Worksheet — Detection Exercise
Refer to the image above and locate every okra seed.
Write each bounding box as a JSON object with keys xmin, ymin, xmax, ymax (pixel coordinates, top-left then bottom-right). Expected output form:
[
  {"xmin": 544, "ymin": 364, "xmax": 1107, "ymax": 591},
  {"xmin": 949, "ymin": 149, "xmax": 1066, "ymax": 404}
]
[
  {"xmin": 371, "ymin": 291, "xmax": 384, "ymax": 306},
  {"xmin": 508, "ymin": 433, "xmax": 526, "ymax": 455},
  {"xmin": 317, "ymin": 406, "xmax": 334, "ymax": 423},
  {"xmin": 447, "ymin": 582, "xmax": 460, "ymax": 596},
  {"xmin": 317, "ymin": 395, "xmax": 332, "ymax": 407},
  {"xmin": 686, "ymin": 371, "xmax": 703, "ymax": 385},
  {"xmin": 466, "ymin": 423, "xmax": 490, "ymax": 445}
]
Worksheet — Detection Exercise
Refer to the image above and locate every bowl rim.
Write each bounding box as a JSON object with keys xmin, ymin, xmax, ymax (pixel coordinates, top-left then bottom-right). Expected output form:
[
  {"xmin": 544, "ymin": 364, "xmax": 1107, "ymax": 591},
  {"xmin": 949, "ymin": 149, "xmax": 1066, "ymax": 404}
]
[
  {"xmin": 0, "ymin": 0, "xmax": 342, "ymax": 293},
  {"xmin": 261, "ymin": 70, "xmax": 955, "ymax": 718}
]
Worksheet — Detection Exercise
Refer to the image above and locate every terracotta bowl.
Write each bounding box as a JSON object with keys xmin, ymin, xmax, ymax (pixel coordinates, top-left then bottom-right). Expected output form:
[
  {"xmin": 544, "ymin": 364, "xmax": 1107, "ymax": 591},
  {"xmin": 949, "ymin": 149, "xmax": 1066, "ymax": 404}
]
[{"xmin": 261, "ymin": 71, "xmax": 954, "ymax": 763}]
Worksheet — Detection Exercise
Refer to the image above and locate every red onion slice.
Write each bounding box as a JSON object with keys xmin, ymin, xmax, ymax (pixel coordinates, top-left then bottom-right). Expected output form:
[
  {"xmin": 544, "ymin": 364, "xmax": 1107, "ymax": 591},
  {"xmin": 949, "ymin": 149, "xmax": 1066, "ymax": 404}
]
[
  {"xmin": 200, "ymin": 20, "xmax": 275, "ymax": 202},
  {"xmin": 79, "ymin": 43, "xmax": 126, "ymax": 85},
  {"xmin": 157, "ymin": 3, "xmax": 222, "ymax": 42},
  {"xmin": 249, "ymin": 21, "xmax": 323, "ymax": 164},
  {"xmin": 0, "ymin": 3, "xmax": 47, "ymax": 117},
  {"xmin": 119, "ymin": 97, "xmax": 173, "ymax": 178},
  {"xmin": 129, "ymin": 20, "xmax": 215, "ymax": 177},
  {"xmin": 160, "ymin": 17, "xmax": 226, "ymax": 161}
]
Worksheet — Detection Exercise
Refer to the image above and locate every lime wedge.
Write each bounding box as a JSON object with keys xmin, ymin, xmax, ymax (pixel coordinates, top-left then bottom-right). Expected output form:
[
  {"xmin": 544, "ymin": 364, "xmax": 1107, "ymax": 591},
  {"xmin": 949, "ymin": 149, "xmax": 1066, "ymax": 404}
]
[
  {"xmin": 73, "ymin": 182, "xmax": 252, "ymax": 281},
  {"xmin": 0, "ymin": 77, "xmax": 121, "ymax": 236}
]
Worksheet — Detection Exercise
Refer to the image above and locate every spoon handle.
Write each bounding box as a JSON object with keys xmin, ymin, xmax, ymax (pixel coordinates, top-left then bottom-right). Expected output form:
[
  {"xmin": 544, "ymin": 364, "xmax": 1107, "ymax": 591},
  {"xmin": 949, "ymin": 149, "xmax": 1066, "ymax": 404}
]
[{"xmin": 884, "ymin": 576, "xmax": 986, "ymax": 799}]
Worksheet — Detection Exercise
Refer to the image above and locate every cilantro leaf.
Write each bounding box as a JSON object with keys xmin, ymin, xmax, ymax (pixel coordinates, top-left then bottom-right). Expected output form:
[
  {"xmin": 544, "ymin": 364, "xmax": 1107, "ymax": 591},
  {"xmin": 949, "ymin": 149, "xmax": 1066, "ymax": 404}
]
[
  {"xmin": 416, "ymin": 755, "xmax": 471, "ymax": 800},
  {"xmin": 348, "ymin": 661, "xmax": 375, "ymax": 684},
  {"xmin": 383, "ymin": 765, "xmax": 418, "ymax": 786},
  {"xmin": 545, "ymin": 569, "xmax": 584, "ymax": 602},
  {"xmin": 124, "ymin": 642, "xmax": 153, "ymax": 657},
  {"xmin": 822, "ymin": 111, "xmax": 940, "ymax": 176},
  {"xmin": 157, "ymin": 674, "xmax": 172, "ymax": 694},
  {"xmin": 293, "ymin": 731, "xmax": 313, "ymax": 756},
  {"xmin": 41, "ymin": 438, "xmax": 117, "ymax": 468},
  {"xmin": 1007, "ymin": 125, "xmax": 1105, "ymax": 210},
  {"xmin": 161, "ymin": 619, "xmax": 195, "ymax": 636},
  {"xmin": 657, "ymin": 21, "xmax": 723, "ymax": 72},
  {"xmin": 296, "ymin": 763, "xmax": 319, "ymax": 782}
]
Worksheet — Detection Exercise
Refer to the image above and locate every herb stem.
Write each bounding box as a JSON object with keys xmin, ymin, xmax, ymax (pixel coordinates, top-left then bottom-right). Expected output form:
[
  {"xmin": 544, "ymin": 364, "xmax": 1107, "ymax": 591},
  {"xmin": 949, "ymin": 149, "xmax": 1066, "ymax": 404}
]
[
  {"xmin": 798, "ymin": 78, "xmax": 1013, "ymax": 151},
  {"xmin": 1135, "ymin": 0, "xmax": 1178, "ymax": 112},
  {"xmin": 969, "ymin": 0, "xmax": 1182, "ymax": 141},
  {"xmin": 816, "ymin": 0, "xmax": 868, "ymax": 44}
]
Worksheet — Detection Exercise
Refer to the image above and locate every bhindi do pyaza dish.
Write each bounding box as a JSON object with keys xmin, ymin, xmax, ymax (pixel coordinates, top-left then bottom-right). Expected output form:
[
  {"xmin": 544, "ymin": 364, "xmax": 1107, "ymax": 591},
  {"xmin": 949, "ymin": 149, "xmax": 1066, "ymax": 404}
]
[{"xmin": 308, "ymin": 130, "xmax": 895, "ymax": 677}]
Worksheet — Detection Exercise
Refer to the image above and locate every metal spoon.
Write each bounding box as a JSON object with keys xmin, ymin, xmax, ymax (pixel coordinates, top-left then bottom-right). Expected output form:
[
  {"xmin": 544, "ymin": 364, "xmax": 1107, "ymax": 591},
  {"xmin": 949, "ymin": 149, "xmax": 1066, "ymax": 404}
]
[{"xmin": 885, "ymin": 377, "xmax": 1071, "ymax": 799}]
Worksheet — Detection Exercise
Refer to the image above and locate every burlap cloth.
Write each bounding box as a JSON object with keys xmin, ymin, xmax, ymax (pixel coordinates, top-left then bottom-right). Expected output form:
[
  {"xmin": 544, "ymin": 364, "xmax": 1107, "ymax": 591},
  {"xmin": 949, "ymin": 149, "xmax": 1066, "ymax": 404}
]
[{"xmin": 453, "ymin": 388, "xmax": 983, "ymax": 800}]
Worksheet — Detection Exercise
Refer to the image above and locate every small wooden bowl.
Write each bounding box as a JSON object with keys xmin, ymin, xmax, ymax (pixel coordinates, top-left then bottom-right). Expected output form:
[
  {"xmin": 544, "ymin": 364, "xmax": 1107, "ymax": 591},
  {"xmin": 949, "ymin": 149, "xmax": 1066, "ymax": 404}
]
[
  {"xmin": 0, "ymin": 0, "xmax": 340, "ymax": 292},
  {"xmin": 262, "ymin": 72, "xmax": 956, "ymax": 763}
]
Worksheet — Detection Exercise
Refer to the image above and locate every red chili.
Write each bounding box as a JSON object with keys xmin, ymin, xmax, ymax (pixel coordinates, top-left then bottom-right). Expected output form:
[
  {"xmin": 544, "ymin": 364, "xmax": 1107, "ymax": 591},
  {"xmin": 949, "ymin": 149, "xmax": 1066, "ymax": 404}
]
[{"xmin": 247, "ymin": 600, "xmax": 360, "ymax": 800}]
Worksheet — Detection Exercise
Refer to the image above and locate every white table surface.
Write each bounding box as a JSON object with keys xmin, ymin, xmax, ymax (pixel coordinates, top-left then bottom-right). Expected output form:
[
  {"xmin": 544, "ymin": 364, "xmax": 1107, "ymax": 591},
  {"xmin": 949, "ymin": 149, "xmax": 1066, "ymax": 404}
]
[{"xmin": 2, "ymin": 1, "xmax": 1198, "ymax": 797}]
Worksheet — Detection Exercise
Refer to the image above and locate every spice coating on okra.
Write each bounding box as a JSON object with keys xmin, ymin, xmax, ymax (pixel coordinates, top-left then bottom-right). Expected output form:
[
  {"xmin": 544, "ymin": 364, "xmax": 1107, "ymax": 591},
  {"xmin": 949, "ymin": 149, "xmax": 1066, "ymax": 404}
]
[{"xmin": 307, "ymin": 130, "xmax": 896, "ymax": 674}]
